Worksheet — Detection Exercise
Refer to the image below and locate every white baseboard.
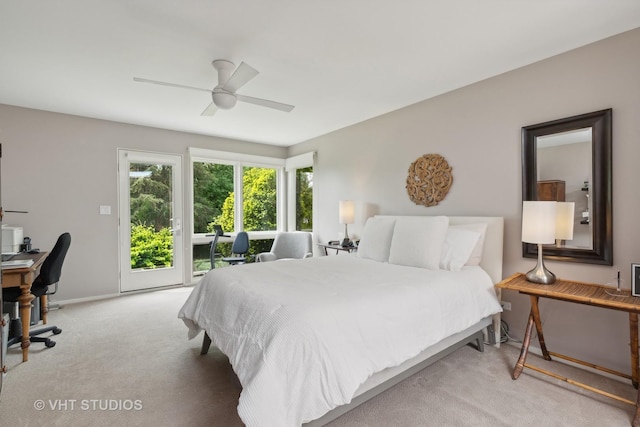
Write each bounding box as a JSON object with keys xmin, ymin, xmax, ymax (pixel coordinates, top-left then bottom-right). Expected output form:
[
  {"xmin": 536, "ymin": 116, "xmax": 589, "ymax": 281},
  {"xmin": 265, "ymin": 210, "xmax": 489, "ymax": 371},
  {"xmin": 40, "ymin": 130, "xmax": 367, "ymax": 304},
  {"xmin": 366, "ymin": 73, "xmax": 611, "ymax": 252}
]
[
  {"xmin": 50, "ymin": 282, "xmax": 198, "ymax": 307},
  {"xmin": 49, "ymin": 293, "xmax": 121, "ymax": 306}
]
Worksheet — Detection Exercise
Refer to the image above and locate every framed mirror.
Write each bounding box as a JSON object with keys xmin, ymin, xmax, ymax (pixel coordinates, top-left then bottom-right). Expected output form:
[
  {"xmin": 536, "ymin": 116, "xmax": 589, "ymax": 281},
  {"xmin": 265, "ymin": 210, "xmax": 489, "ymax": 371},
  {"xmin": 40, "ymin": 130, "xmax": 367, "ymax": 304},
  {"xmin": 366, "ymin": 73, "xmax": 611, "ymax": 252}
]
[{"xmin": 522, "ymin": 109, "xmax": 612, "ymax": 265}]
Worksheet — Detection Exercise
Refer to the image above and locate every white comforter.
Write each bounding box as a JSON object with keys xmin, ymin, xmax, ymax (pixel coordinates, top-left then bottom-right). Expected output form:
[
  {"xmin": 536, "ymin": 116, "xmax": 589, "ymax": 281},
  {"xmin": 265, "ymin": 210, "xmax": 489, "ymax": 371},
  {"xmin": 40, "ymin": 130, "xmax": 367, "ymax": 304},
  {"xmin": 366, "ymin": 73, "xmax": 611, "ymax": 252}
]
[{"xmin": 178, "ymin": 255, "xmax": 501, "ymax": 427}]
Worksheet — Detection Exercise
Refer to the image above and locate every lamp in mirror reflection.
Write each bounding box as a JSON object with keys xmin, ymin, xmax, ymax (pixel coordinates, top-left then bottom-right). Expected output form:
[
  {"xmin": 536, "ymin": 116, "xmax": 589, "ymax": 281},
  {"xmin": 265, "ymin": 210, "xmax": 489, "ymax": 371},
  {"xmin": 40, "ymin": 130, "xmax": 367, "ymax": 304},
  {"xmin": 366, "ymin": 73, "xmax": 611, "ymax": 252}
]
[
  {"xmin": 339, "ymin": 200, "xmax": 355, "ymax": 247},
  {"xmin": 522, "ymin": 201, "xmax": 575, "ymax": 284}
]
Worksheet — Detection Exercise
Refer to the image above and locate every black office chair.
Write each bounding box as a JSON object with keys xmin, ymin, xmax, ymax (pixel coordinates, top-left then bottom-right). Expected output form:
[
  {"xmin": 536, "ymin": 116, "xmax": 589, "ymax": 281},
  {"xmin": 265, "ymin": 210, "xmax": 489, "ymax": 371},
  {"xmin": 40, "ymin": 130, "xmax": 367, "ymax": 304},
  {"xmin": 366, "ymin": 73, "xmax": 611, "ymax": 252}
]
[
  {"xmin": 4, "ymin": 232, "xmax": 71, "ymax": 348},
  {"xmin": 208, "ymin": 229, "xmax": 223, "ymax": 270},
  {"xmin": 221, "ymin": 231, "xmax": 249, "ymax": 266},
  {"xmin": 207, "ymin": 225, "xmax": 232, "ymax": 270}
]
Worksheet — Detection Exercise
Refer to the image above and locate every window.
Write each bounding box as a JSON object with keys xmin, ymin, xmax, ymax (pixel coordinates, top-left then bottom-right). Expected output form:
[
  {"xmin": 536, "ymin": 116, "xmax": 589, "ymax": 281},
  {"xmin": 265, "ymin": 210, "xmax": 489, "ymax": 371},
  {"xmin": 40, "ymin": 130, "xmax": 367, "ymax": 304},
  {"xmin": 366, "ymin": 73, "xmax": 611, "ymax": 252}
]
[
  {"xmin": 242, "ymin": 166, "xmax": 278, "ymax": 232},
  {"xmin": 190, "ymin": 151, "xmax": 284, "ymax": 235},
  {"xmin": 190, "ymin": 149, "xmax": 314, "ymax": 276},
  {"xmin": 295, "ymin": 166, "xmax": 313, "ymax": 231},
  {"xmin": 192, "ymin": 162, "xmax": 234, "ymax": 234},
  {"xmin": 190, "ymin": 148, "xmax": 286, "ymax": 274},
  {"xmin": 286, "ymin": 152, "xmax": 315, "ymax": 232},
  {"xmin": 128, "ymin": 162, "xmax": 174, "ymax": 270}
]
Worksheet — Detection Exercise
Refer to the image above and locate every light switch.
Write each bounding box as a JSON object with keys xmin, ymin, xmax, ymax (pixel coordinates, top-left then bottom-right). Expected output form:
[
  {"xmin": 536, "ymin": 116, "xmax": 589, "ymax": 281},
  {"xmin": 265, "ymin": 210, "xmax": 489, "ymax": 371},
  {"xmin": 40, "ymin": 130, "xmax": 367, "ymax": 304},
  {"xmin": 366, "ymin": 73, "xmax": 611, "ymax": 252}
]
[{"xmin": 99, "ymin": 205, "xmax": 112, "ymax": 215}]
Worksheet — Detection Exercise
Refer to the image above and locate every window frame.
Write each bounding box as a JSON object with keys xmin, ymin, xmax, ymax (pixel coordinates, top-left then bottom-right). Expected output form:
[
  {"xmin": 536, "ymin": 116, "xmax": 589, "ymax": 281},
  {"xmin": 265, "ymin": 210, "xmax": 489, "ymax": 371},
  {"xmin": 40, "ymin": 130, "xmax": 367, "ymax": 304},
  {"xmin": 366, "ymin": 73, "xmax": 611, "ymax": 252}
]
[
  {"xmin": 188, "ymin": 148, "xmax": 314, "ymax": 278},
  {"xmin": 285, "ymin": 152, "xmax": 315, "ymax": 232},
  {"xmin": 189, "ymin": 147, "xmax": 286, "ymax": 241}
]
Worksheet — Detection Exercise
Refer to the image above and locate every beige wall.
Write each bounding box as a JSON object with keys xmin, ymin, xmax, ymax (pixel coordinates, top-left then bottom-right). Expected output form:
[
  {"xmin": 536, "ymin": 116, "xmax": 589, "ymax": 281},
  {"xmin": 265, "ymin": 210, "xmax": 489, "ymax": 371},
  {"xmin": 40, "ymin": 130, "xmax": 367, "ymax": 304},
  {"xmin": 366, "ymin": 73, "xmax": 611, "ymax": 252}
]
[
  {"xmin": 0, "ymin": 108, "xmax": 286, "ymax": 300},
  {"xmin": 1, "ymin": 28, "xmax": 639, "ymax": 374},
  {"xmin": 290, "ymin": 28, "xmax": 640, "ymax": 373}
]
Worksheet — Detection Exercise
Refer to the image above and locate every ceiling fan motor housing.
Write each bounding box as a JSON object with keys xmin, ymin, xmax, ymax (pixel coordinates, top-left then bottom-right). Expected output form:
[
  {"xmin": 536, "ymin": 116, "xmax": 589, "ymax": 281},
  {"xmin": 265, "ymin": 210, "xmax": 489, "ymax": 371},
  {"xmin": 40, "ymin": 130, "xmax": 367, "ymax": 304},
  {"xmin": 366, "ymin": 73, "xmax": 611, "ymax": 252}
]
[{"xmin": 212, "ymin": 90, "xmax": 237, "ymax": 109}]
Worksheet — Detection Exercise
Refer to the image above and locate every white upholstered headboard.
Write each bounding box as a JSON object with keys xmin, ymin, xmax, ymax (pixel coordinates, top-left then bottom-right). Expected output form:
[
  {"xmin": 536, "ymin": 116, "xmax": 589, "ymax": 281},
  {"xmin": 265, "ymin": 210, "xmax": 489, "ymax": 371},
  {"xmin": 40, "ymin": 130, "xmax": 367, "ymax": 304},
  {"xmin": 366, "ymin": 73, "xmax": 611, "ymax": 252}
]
[{"xmin": 374, "ymin": 216, "xmax": 504, "ymax": 284}]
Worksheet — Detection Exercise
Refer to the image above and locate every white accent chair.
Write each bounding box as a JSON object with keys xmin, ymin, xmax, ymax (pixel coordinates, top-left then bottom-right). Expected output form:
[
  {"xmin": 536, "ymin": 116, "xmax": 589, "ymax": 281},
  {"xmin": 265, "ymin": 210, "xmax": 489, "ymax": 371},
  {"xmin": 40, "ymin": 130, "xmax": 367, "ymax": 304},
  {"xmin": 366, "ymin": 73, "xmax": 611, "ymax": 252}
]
[{"xmin": 256, "ymin": 232, "xmax": 313, "ymax": 262}]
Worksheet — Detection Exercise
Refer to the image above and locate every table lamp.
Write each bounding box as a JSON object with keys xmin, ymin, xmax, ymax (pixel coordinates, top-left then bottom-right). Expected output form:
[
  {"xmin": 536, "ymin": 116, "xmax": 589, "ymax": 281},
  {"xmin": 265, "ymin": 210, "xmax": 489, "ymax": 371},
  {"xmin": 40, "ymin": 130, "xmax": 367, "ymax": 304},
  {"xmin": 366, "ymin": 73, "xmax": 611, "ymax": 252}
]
[
  {"xmin": 522, "ymin": 201, "xmax": 574, "ymax": 284},
  {"xmin": 554, "ymin": 201, "xmax": 575, "ymax": 247},
  {"xmin": 339, "ymin": 200, "xmax": 355, "ymax": 247}
]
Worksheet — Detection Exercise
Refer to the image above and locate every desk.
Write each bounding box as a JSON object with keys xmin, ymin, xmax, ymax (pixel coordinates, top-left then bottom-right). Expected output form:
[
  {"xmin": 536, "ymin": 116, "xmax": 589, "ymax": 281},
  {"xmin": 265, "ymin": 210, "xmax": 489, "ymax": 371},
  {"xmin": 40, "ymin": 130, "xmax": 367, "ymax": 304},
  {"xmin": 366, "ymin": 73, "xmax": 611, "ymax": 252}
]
[
  {"xmin": 317, "ymin": 243, "xmax": 357, "ymax": 256},
  {"xmin": 497, "ymin": 273, "xmax": 640, "ymax": 426},
  {"xmin": 2, "ymin": 252, "xmax": 48, "ymax": 362}
]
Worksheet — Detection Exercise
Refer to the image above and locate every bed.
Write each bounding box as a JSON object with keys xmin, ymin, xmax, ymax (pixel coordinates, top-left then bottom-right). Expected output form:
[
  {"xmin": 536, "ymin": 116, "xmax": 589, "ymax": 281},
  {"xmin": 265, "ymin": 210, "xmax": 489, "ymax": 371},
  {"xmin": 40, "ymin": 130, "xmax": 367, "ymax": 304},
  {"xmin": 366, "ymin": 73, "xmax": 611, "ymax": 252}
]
[{"xmin": 178, "ymin": 215, "xmax": 504, "ymax": 426}]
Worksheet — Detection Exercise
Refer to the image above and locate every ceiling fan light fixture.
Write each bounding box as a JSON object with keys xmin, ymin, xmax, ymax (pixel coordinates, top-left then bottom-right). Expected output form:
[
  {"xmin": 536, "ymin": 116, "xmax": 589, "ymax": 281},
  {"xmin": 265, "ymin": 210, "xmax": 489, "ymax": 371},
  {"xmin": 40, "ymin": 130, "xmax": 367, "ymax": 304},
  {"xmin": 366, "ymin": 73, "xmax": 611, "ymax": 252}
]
[{"xmin": 212, "ymin": 90, "xmax": 237, "ymax": 109}]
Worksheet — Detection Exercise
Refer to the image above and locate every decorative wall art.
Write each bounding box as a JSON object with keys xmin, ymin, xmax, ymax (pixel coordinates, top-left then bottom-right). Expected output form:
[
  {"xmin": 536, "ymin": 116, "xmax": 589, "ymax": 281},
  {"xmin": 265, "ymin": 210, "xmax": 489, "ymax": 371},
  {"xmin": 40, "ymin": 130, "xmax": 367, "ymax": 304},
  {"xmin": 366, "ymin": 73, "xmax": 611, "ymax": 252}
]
[{"xmin": 406, "ymin": 154, "xmax": 453, "ymax": 207}]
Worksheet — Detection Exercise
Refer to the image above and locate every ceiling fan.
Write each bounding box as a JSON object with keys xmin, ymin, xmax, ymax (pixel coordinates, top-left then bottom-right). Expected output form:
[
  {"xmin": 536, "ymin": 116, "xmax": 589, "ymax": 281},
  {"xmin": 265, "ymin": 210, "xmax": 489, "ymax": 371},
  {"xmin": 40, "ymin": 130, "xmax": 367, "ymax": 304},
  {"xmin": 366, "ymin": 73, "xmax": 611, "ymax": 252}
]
[{"xmin": 134, "ymin": 59, "xmax": 295, "ymax": 116}]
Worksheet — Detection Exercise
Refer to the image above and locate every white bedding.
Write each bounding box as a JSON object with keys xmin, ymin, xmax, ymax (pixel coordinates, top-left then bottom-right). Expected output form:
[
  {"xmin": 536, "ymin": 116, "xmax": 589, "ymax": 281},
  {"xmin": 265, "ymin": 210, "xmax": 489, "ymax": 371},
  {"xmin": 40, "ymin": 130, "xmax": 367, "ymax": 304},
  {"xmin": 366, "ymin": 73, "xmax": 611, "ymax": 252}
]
[{"xmin": 178, "ymin": 254, "xmax": 502, "ymax": 427}]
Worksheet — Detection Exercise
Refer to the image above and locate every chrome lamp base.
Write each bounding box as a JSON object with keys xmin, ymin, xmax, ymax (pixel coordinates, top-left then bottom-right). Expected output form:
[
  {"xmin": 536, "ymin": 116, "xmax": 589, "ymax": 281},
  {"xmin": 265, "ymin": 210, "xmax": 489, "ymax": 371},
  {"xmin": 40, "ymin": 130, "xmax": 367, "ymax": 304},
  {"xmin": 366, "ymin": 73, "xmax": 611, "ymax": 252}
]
[
  {"xmin": 341, "ymin": 224, "xmax": 351, "ymax": 247},
  {"xmin": 525, "ymin": 244, "xmax": 556, "ymax": 284}
]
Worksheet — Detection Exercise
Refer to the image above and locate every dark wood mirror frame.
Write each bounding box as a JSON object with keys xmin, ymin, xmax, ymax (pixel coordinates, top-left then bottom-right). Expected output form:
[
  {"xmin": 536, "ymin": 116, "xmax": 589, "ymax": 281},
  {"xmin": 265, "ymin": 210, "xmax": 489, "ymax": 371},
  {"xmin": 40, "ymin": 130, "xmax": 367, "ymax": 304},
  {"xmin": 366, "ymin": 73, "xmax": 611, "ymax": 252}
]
[{"xmin": 522, "ymin": 109, "xmax": 612, "ymax": 265}]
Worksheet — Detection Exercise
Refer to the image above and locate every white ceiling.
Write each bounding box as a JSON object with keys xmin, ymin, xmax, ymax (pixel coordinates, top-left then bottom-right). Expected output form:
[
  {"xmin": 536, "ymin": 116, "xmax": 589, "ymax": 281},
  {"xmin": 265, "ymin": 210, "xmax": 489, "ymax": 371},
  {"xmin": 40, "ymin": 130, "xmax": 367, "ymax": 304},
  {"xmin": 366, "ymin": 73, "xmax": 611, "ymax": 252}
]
[{"xmin": 1, "ymin": 1, "xmax": 639, "ymax": 147}]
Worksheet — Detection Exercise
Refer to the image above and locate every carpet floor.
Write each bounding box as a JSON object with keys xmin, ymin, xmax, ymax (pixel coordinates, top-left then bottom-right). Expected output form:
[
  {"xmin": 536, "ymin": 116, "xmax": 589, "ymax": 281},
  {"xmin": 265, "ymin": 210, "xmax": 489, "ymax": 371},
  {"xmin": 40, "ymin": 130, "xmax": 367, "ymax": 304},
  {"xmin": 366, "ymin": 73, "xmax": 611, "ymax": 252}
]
[{"xmin": 0, "ymin": 286, "xmax": 636, "ymax": 426}]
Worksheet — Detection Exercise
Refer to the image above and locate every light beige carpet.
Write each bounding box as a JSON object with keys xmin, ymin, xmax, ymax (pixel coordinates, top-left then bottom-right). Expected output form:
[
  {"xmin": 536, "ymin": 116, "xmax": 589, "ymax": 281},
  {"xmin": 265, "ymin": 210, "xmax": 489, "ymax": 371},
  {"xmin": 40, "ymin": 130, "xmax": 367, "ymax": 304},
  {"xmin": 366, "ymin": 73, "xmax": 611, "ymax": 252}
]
[{"xmin": 0, "ymin": 286, "xmax": 636, "ymax": 426}]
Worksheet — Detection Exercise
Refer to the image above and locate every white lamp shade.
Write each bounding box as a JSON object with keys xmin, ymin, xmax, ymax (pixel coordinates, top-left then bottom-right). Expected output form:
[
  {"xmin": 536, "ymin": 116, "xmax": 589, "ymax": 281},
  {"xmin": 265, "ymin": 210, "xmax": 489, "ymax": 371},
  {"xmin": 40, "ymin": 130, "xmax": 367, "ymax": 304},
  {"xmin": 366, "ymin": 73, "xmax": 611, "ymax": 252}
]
[
  {"xmin": 521, "ymin": 201, "xmax": 557, "ymax": 244},
  {"xmin": 555, "ymin": 202, "xmax": 575, "ymax": 240},
  {"xmin": 339, "ymin": 200, "xmax": 355, "ymax": 224}
]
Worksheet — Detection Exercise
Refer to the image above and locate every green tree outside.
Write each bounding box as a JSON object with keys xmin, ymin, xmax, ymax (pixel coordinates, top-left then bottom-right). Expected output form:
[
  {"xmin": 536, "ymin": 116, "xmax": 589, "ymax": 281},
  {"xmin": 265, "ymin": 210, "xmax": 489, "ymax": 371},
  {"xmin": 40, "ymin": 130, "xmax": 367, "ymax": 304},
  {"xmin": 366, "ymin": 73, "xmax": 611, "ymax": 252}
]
[
  {"xmin": 129, "ymin": 161, "xmax": 313, "ymax": 270},
  {"xmin": 210, "ymin": 167, "xmax": 277, "ymax": 232},
  {"xmin": 296, "ymin": 166, "xmax": 313, "ymax": 231},
  {"xmin": 129, "ymin": 164, "xmax": 174, "ymax": 269},
  {"xmin": 130, "ymin": 224, "xmax": 173, "ymax": 269},
  {"xmin": 193, "ymin": 162, "xmax": 234, "ymax": 233},
  {"xmin": 130, "ymin": 164, "xmax": 172, "ymax": 230}
]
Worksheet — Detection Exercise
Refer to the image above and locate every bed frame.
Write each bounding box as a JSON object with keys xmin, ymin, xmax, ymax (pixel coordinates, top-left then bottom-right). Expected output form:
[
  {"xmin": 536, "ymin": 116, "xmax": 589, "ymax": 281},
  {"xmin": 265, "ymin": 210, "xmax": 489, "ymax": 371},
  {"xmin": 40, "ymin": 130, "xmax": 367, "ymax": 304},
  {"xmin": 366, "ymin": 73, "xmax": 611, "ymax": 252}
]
[
  {"xmin": 305, "ymin": 319, "xmax": 490, "ymax": 426},
  {"xmin": 200, "ymin": 216, "xmax": 504, "ymax": 426},
  {"xmin": 305, "ymin": 215, "xmax": 504, "ymax": 426}
]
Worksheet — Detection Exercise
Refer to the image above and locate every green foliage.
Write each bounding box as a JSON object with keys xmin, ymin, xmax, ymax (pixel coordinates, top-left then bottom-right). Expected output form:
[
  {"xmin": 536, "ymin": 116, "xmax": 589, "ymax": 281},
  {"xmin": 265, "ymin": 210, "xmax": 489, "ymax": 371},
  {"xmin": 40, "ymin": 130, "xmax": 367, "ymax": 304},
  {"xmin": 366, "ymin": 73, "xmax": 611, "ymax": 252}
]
[
  {"xmin": 130, "ymin": 194, "xmax": 170, "ymax": 231},
  {"xmin": 193, "ymin": 163, "xmax": 234, "ymax": 233},
  {"xmin": 130, "ymin": 224, "xmax": 173, "ymax": 269},
  {"xmin": 130, "ymin": 164, "xmax": 172, "ymax": 231},
  {"xmin": 128, "ymin": 163, "xmax": 174, "ymax": 268},
  {"xmin": 210, "ymin": 192, "xmax": 235, "ymax": 233},
  {"xmin": 211, "ymin": 167, "xmax": 277, "ymax": 232},
  {"xmin": 242, "ymin": 167, "xmax": 277, "ymax": 231},
  {"xmin": 296, "ymin": 167, "xmax": 313, "ymax": 231}
]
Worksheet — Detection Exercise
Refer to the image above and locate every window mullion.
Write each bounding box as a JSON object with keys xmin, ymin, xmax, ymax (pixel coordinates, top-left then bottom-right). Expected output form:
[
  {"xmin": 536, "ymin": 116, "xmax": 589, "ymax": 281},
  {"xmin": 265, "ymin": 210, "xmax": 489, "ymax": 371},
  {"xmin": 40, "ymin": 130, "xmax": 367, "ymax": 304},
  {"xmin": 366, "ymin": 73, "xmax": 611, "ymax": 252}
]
[{"xmin": 234, "ymin": 163, "xmax": 244, "ymax": 232}]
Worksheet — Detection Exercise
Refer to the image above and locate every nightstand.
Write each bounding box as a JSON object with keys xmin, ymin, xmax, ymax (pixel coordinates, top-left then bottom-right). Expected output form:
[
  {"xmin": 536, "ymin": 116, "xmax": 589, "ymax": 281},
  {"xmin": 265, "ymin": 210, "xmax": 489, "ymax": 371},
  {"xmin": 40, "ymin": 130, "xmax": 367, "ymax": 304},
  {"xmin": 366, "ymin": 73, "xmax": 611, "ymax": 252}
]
[
  {"xmin": 497, "ymin": 273, "xmax": 640, "ymax": 425},
  {"xmin": 317, "ymin": 243, "xmax": 357, "ymax": 256}
]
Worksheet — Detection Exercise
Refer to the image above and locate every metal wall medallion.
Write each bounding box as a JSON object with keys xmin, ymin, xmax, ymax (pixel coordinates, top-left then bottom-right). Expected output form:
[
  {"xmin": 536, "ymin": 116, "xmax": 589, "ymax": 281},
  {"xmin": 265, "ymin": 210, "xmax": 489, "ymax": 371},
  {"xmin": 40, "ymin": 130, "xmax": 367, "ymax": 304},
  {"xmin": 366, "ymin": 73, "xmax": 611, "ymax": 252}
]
[{"xmin": 406, "ymin": 154, "xmax": 453, "ymax": 207}]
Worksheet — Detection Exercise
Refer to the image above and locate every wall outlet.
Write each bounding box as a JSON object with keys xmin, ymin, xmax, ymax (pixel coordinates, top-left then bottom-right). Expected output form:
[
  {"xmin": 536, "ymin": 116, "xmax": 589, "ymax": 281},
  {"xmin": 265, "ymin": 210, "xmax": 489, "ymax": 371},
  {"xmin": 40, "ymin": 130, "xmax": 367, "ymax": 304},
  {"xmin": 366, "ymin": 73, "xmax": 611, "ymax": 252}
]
[{"xmin": 501, "ymin": 301, "xmax": 512, "ymax": 311}]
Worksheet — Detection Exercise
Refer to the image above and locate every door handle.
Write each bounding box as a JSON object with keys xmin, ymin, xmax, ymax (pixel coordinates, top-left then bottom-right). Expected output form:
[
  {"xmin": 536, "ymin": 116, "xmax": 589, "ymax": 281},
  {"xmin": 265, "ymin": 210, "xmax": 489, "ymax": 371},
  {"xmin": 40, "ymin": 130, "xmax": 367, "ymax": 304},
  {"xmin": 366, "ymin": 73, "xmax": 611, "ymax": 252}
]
[{"xmin": 170, "ymin": 218, "xmax": 181, "ymax": 235}]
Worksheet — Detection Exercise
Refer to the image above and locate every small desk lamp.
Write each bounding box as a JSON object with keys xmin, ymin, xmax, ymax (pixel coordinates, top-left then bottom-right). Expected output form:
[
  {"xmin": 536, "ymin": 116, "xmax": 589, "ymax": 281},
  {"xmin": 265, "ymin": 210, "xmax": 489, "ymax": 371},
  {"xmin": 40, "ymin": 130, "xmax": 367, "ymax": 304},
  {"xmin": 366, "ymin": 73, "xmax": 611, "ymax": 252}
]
[
  {"xmin": 339, "ymin": 200, "xmax": 355, "ymax": 247},
  {"xmin": 522, "ymin": 201, "xmax": 574, "ymax": 284}
]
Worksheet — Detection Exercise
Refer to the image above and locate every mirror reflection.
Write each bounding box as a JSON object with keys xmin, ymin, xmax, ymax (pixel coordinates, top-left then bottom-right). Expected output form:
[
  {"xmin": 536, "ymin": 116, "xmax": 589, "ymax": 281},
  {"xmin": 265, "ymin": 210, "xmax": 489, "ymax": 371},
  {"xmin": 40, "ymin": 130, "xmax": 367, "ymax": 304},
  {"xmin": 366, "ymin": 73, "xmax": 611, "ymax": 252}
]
[
  {"xmin": 522, "ymin": 108, "xmax": 612, "ymax": 265},
  {"xmin": 536, "ymin": 128, "xmax": 592, "ymax": 250}
]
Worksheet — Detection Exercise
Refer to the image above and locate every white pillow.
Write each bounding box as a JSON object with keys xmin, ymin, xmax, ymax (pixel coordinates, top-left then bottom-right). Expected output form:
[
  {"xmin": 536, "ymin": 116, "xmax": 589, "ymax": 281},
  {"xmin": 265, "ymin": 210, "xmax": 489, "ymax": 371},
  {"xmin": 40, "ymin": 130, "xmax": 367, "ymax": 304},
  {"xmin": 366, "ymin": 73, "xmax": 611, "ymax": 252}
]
[
  {"xmin": 388, "ymin": 216, "xmax": 449, "ymax": 270},
  {"xmin": 440, "ymin": 227, "xmax": 481, "ymax": 271},
  {"xmin": 450, "ymin": 222, "xmax": 488, "ymax": 266},
  {"xmin": 357, "ymin": 217, "xmax": 396, "ymax": 262}
]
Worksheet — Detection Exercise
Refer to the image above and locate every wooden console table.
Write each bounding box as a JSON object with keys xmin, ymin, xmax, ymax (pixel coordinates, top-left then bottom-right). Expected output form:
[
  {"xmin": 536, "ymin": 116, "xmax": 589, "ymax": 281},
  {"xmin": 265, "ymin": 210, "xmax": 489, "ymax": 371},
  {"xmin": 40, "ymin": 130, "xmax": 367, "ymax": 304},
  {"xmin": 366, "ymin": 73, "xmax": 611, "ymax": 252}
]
[{"xmin": 496, "ymin": 273, "xmax": 640, "ymax": 426}]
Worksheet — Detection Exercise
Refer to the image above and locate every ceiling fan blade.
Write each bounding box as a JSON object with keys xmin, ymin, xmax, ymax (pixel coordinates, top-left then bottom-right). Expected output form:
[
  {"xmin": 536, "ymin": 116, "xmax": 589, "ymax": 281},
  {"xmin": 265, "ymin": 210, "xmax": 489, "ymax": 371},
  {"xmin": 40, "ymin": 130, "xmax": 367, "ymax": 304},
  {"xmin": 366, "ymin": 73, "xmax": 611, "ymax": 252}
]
[
  {"xmin": 133, "ymin": 77, "xmax": 211, "ymax": 93},
  {"xmin": 236, "ymin": 94, "xmax": 295, "ymax": 112},
  {"xmin": 200, "ymin": 102, "xmax": 218, "ymax": 116},
  {"xmin": 221, "ymin": 62, "xmax": 259, "ymax": 93}
]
